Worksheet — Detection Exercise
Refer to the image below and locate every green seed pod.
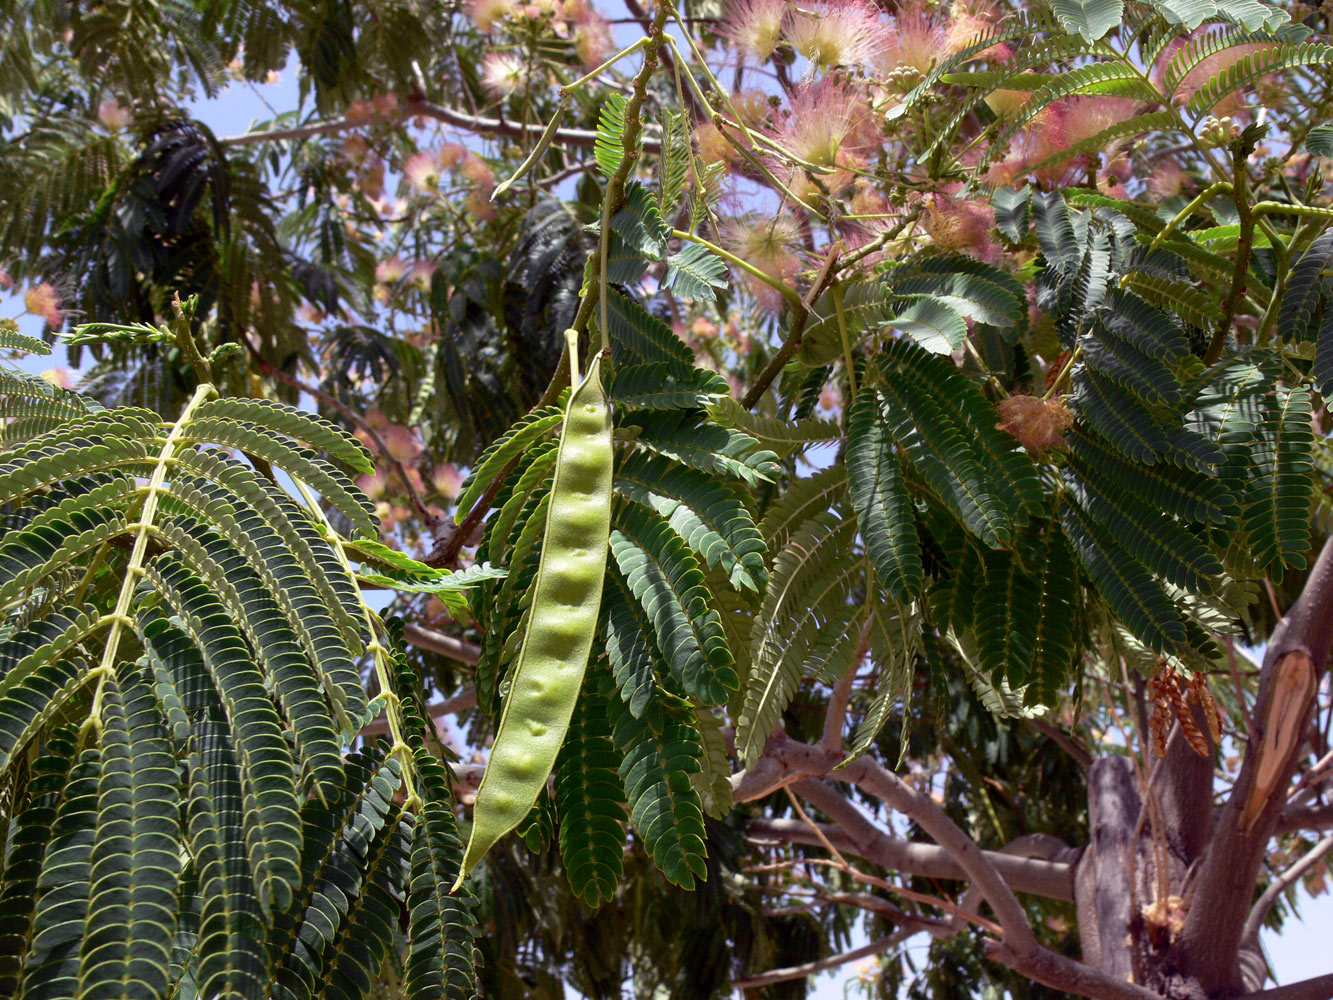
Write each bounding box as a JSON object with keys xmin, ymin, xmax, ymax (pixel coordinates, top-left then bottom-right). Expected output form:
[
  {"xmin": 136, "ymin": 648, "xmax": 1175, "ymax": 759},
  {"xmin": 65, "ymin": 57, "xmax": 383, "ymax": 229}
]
[{"xmin": 453, "ymin": 331, "xmax": 613, "ymax": 889}]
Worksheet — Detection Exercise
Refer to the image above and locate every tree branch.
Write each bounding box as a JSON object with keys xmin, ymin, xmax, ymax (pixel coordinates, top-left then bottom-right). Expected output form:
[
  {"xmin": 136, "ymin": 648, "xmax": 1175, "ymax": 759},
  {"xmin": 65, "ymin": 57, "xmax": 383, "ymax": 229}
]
[
  {"xmin": 1028, "ymin": 717, "xmax": 1093, "ymax": 769},
  {"xmin": 840, "ymin": 752, "xmax": 1040, "ymax": 956},
  {"xmin": 731, "ymin": 932, "xmax": 909, "ymax": 990},
  {"xmin": 1228, "ymin": 973, "xmax": 1333, "ymax": 1000},
  {"xmin": 1241, "ymin": 832, "xmax": 1333, "ymax": 947},
  {"xmin": 1179, "ymin": 537, "xmax": 1333, "ymax": 993},
  {"xmin": 221, "ymin": 97, "xmax": 663, "ymax": 153},
  {"xmin": 741, "ymin": 247, "xmax": 839, "ymax": 409},
  {"xmin": 984, "ymin": 941, "xmax": 1171, "ymax": 1000},
  {"xmin": 402, "ymin": 623, "xmax": 481, "ymax": 664},
  {"xmin": 1276, "ymin": 802, "xmax": 1333, "ymax": 835},
  {"xmin": 769, "ymin": 780, "xmax": 1076, "ymax": 900}
]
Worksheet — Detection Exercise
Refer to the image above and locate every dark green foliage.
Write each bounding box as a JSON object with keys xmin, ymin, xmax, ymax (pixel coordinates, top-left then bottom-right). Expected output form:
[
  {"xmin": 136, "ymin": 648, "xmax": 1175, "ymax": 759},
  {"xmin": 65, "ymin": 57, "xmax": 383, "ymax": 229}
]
[
  {"xmin": 1243, "ymin": 387, "xmax": 1315, "ymax": 576},
  {"xmin": 610, "ymin": 697, "xmax": 708, "ymax": 889},
  {"xmin": 79, "ymin": 670, "xmax": 181, "ymax": 1000},
  {"xmin": 555, "ymin": 683, "xmax": 628, "ymax": 906},
  {"xmin": 847, "ymin": 381, "xmax": 923, "ymax": 600},
  {"xmin": 609, "ymin": 503, "xmax": 738, "ymax": 705}
]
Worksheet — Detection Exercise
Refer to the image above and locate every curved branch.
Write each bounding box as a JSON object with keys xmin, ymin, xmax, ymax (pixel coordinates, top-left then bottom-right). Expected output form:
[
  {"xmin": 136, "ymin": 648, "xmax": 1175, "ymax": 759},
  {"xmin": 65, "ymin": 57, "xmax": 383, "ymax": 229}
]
[
  {"xmin": 731, "ymin": 932, "xmax": 909, "ymax": 991},
  {"xmin": 755, "ymin": 793, "xmax": 1075, "ymax": 901},
  {"xmin": 1241, "ymin": 833, "xmax": 1333, "ymax": 947},
  {"xmin": 839, "ymin": 752, "xmax": 1040, "ymax": 957},
  {"xmin": 1229, "ymin": 973, "xmax": 1333, "ymax": 1000}
]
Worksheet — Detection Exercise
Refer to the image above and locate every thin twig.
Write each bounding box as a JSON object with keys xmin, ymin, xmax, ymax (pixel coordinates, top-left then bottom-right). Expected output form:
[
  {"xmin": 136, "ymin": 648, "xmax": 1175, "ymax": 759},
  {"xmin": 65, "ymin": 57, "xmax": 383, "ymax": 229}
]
[
  {"xmin": 221, "ymin": 96, "xmax": 664, "ymax": 153},
  {"xmin": 741, "ymin": 246, "xmax": 841, "ymax": 409},
  {"xmin": 746, "ymin": 857, "xmax": 1004, "ymax": 935},
  {"xmin": 1241, "ymin": 833, "xmax": 1333, "ymax": 946},
  {"xmin": 731, "ymin": 933, "xmax": 907, "ymax": 991}
]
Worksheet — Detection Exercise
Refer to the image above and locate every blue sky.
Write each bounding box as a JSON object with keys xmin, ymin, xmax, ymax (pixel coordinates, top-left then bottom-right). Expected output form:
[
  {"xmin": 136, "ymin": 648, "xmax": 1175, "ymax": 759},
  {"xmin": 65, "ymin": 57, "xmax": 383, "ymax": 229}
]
[{"xmin": 2, "ymin": 36, "xmax": 1329, "ymax": 1000}]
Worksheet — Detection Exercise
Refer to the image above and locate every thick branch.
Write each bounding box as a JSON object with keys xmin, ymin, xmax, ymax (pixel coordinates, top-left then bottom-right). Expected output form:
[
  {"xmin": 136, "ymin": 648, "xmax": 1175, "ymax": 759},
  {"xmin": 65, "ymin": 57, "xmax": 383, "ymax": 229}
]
[
  {"xmin": 985, "ymin": 942, "xmax": 1170, "ymax": 1000},
  {"xmin": 1179, "ymin": 537, "xmax": 1333, "ymax": 993},
  {"xmin": 1229, "ymin": 973, "xmax": 1333, "ymax": 1000},
  {"xmin": 1275, "ymin": 802, "xmax": 1333, "ymax": 835},
  {"xmin": 402, "ymin": 623, "xmax": 481, "ymax": 664},
  {"xmin": 741, "ymin": 736, "xmax": 1165, "ymax": 1000},
  {"xmin": 840, "ymin": 752, "xmax": 1040, "ymax": 956},
  {"xmin": 1076, "ymin": 756, "xmax": 1140, "ymax": 982},
  {"xmin": 765, "ymin": 781, "xmax": 1076, "ymax": 900}
]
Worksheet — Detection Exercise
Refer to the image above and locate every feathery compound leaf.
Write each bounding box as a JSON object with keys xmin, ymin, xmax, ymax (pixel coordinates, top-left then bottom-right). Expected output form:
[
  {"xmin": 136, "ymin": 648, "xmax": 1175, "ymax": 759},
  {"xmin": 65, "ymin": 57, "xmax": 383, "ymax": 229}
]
[
  {"xmin": 1059, "ymin": 496, "xmax": 1190, "ymax": 656},
  {"xmin": 1050, "ymin": 0, "xmax": 1123, "ymax": 40},
  {"xmin": 153, "ymin": 515, "xmax": 344, "ymax": 792},
  {"xmin": 883, "ymin": 339, "xmax": 1043, "ymax": 513},
  {"xmin": 1065, "ymin": 428, "xmax": 1237, "ymax": 525},
  {"xmin": 615, "ymin": 450, "xmax": 768, "ymax": 591},
  {"xmin": 609, "ymin": 182, "xmax": 669, "ymax": 259},
  {"xmin": 78, "ymin": 669, "xmax": 181, "ymax": 1000},
  {"xmin": 602, "ymin": 565, "xmax": 663, "ymax": 718},
  {"xmin": 455, "ymin": 404, "xmax": 565, "ymax": 522},
  {"xmin": 0, "ymin": 435, "xmax": 155, "ymax": 508},
  {"xmin": 609, "ymin": 503, "xmax": 737, "ymax": 705},
  {"xmin": 0, "ymin": 481, "xmax": 132, "ymax": 608},
  {"xmin": 272, "ymin": 751, "xmax": 407, "ymax": 1000},
  {"xmin": 1025, "ymin": 527, "xmax": 1082, "ymax": 706},
  {"xmin": 1279, "ymin": 227, "xmax": 1333, "ymax": 343},
  {"xmin": 884, "ymin": 296, "xmax": 969, "ymax": 354},
  {"xmin": 1150, "ymin": 0, "xmax": 1289, "ymax": 30},
  {"xmin": 604, "ymin": 288, "xmax": 698, "ymax": 379},
  {"xmin": 181, "ymin": 419, "xmax": 378, "ymax": 538},
  {"xmin": 555, "ymin": 682, "xmax": 628, "ymax": 907},
  {"xmin": 189, "ymin": 397, "xmax": 374, "ymax": 473},
  {"xmin": 847, "ymin": 383, "xmax": 923, "ymax": 601},
  {"xmin": 21, "ymin": 746, "xmax": 102, "ymax": 1000},
  {"xmin": 610, "ymin": 698, "xmax": 707, "ymax": 888},
  {"xmin": 595, "ymin": 93, "xmax": 629, "ymax": 178},
  {"xmin": 690, "ymin": 705, "xmax": 733, "ymax": 820},
  {"xmin": 187, "ymin": 721, "xmax": 269, "ymax": 1000},
  {"xmin": 264, "ymin": 746, "xmax": 394, "ymax": 1000},
  {"xmin": 706, "ymin": 396, "xmax": 840, "ymax": 456},
  {"xmin": 0, "ymin": 734, "xmax": 75, "ymax": 996},
  {"xmin": 1071, "ymin": 366, "xmax": 1171, "ymax": 464},
  {"xmin": 406, "ymin": 747, "xmax": 479, "ymax": 1000},
  {"xmin": 974, "ymin": 545, "xmax": 1045, "ymax": 692},
  {"xmin": 610, "ymin": 362, "xmax": 730, "ymax": 410},
  {"xmin": 875, "ymin": 364, "xmax": 1015, "ymax": 548},
  {"xmin": 628, "ymin": 409, "xmax": 781, "ymax": 485},
  {"xmin": 738, "ymin": 512, "xmax": 858, "ymax": 766},
  {"xmin": 1317, "ymin": 306, "xmax": 1333, "ymax": 400},
  {"xmin": 1184, "ymin": 42, "xmax": 1333, "ymax": 115},
  {"xmin": 847, "ymin": 603, "xmax": 919, "ymax": 760},
  {"xmin": 0, "ymin": 326, "xmax": 51, "ymax": 354},
  {"xmin": 1243, "ymin": 387, "xmax": 1314, "ymax": 576},
  {"xmin": 145, "ymin": 555, "xmax": 301, "ymax": 916},
  {"xmin": 663, "ymin": 242, "xmax": 728, "ymax": 302},
  {"xmin": 169, "ymin": 457, "xmax": 367, "ymax": 723},
  {"xmin": 1062, "ymin": 467, "xmax": 1223, "ymax": 592},
  {"xmin": 757, "ymin": 466, "xmax": 848, "ymax": 552},
  {"xmin": 307, "ymin": 802, "xmax": 411, "ymax": 1000},
  {"xmin": 0, "ymin": 616, "xmax": 99, "ymax": 780}
]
